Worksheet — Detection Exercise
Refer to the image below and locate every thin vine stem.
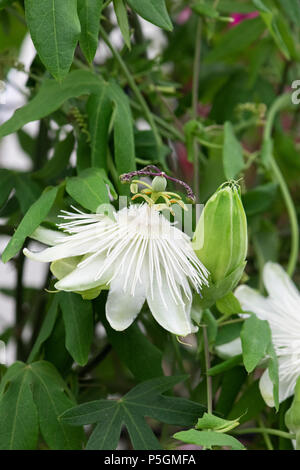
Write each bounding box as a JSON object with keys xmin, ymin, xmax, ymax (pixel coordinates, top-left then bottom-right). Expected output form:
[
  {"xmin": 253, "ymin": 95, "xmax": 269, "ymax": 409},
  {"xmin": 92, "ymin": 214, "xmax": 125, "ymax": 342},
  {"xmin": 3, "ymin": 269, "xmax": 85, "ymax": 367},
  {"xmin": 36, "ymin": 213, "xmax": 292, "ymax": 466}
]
[
  {"xmin": 232, "ymin": 427, "xmax": 295, "ymax": 440},
  {"xmin": 99, "ymin": 25, "xmax": 162, "ymax": 148},
  {"xmin": 258, "ymin": 416, "xmax": 274, "ymax": 450},
  {"xmin": 202, "ymin": 325, "xmax": 213, "ymax": 414},
  {"xmin": 263, "ymin": 93, "xmax": 298, "ymax": 276}
]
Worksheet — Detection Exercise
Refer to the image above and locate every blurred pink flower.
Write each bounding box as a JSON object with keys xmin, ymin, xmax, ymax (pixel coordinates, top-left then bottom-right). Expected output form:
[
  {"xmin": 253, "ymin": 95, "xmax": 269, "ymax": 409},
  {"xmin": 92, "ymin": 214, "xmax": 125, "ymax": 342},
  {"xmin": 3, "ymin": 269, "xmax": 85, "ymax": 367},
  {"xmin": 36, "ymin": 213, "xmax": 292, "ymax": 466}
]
[
  {"xmin": 230, "ymin": 11, "xmax": 259, "ymax": 27},
  {"xmin": 176, "ymin": 7, "xmax": 192, "ymax": 25},
  {"xmin": 175, "ymin": 142, "xmax": 194, "ymax": 182}
]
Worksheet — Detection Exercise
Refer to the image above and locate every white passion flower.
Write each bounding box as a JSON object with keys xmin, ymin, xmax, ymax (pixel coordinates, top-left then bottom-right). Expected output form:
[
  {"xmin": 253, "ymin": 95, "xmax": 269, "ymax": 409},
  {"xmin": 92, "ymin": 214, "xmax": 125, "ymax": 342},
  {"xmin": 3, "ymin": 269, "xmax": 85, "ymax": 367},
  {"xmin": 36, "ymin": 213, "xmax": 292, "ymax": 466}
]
[
  {"xmin": 235, "ymin": 262, "xmax": 300, "ymax": 407},
  {"xmin": 24, "ymin": 203, "xmax": 209, "ymax": 336}
]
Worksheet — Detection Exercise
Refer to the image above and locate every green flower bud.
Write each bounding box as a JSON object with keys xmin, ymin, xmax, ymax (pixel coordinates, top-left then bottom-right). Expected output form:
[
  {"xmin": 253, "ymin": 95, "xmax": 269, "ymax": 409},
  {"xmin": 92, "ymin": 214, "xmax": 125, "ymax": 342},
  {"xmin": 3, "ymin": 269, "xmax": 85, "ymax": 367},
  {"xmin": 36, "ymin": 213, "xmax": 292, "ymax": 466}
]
[
  {"xmin": 285, "ymin": 376, "xmax": 300, "ymax": 449},
  {"xmin": 192, "ymin": 182, "xmax": 247, "ymax": 307},
  {"xmin": 152, "ymin": 175, "xmax": 167, "ymax": 192}
]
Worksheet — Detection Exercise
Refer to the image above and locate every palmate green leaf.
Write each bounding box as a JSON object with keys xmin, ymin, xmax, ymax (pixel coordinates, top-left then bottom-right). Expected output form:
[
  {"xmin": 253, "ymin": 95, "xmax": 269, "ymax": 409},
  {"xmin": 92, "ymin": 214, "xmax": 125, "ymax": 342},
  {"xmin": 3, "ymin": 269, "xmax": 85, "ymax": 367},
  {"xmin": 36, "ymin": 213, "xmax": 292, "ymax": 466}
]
[
  {"xmin": 85, "ymin": 405, "xmax": 124, "ymax": 450},
  {"xmin": 126, "ymin": 0, "xmax": 172, "ymax": 31},
  {"xmin": 0, "ymin": 365, "xmax": 38, "ymax": 450},
  {"xmin": 2, "ymin": 185, "xmax": 59, "ymax": 263},
  {"xmin": 61, "ymin": 376, "xmax": 206, "ymax": 450},
  {"xmin": 59, "ymin": 292, "xmax": 94, "ymax": 366},
  {"xmin": 78, "ymin": 0, "xmax": 103, "ymax": 63},
  {"xmin": 66, "ymin": 167, "xmax": 116, "ymax": 212},
  {"xmin": 0, "ymin": 169, "xmax": 14, "ymax": 209},
  {"xmin": 29, "ymin": 361, "xmax": 84, "ymax": 449},
  {"xmin": 223, "ymin": 122, "xmax": 244, "ymax": 179},
  {"xmin": 0, "ymin": 361, "xmax": 26, "ymax": 396},
  {"xmin": 0, "ymin": 71, "xmax": 103, "ymax": 139},
  {"xmin": 33, "ymin": 132, "xmax": 75, "ymax": 181},
  {"xmin": 24, "ymin": 0, "xmax": 81, "ymax": 80},
  {"xmin": 0, "ymin": 361, "xmax": 83, "ymax": 450},
  {"xmin": 173, "ymin": 429, "xmax": 245, "ymax": 450},
  {"xmin": 113, "ymin": 0, "xmax": 131, "ymax": 49}
]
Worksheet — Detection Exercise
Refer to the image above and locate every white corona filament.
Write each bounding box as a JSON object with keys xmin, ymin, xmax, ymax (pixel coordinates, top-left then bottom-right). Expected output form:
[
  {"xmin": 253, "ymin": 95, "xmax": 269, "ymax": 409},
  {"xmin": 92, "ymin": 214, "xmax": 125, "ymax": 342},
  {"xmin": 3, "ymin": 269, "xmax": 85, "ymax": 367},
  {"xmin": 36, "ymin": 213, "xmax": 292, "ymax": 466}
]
[{"xmin": 24, "ymin": 204, "xmax": 209, "ymax": 336}]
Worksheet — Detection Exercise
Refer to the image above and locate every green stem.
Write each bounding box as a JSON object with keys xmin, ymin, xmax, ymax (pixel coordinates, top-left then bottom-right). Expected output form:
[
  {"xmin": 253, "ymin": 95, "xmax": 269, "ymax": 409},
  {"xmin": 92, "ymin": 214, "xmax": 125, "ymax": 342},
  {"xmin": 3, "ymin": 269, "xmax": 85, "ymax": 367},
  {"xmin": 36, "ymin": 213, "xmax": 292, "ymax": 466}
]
[
  {"xmin": 270, "ymin": 158, "xmax": 298, "ymax": 276},
  {"xmin": 232, "ymin": 427, "xmax": 295, "ymax": 440},
  {"xmin": 217, "ymin": 317, "xmax": 244, "ymax": 326},
  {"xmin": 258, "ymin": 416, "xmax": 274, "ymax": 450},
  {"xmin": 192, "ymin": 18, "xmax": 202, "ymax": 202},
  {"xmin": 99, "ymin": 26, "xmax": 162, "ymax": 148},
  {"xmin": 263, "ymin": 94, "xmax": 298, "ymax": 276},
  {"xmin": 203, "ymin": 325, "xmax": 213, "ymax": 414}
]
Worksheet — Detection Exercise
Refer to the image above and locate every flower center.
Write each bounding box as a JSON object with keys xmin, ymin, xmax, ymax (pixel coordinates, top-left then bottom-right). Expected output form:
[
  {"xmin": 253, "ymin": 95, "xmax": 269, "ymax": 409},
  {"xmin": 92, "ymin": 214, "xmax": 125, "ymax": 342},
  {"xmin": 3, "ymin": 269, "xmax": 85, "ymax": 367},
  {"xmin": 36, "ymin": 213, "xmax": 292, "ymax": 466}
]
[
  {"xmin": 116, "ymin": 204, "xmax": 178, "ymax": 240},
  {"xmin": 119, "ymin": 165, "xmax": 196, "ymax": 215}
]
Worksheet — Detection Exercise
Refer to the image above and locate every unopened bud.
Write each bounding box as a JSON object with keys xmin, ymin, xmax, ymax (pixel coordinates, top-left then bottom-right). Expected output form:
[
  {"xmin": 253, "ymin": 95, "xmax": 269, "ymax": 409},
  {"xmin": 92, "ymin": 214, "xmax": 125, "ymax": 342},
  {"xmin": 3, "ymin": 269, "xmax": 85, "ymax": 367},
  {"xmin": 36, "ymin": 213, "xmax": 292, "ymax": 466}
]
[
  {"xmin": 152, "ymin": 175, "xmax": 167, "ymax": 193},
  {"xmin": 192, "ymin": 182, "xmax": 248, "ymax": 307}
]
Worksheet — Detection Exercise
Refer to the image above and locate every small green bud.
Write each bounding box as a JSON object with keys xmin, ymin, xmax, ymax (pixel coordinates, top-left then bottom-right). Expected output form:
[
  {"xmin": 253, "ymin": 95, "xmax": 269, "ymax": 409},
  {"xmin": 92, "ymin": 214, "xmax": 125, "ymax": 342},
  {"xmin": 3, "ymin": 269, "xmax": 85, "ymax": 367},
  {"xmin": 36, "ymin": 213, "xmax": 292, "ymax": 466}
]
[
  {"xmin": 192, "ymin": 182, "xmax": 248, "ymax": 307},
  {"xmin": 152, "ymin": 175, "xmax": 167, "ymax": 192},
  {"xmin": 285, "ymin": 376, "xmax": 300, "ymax": 448}
]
